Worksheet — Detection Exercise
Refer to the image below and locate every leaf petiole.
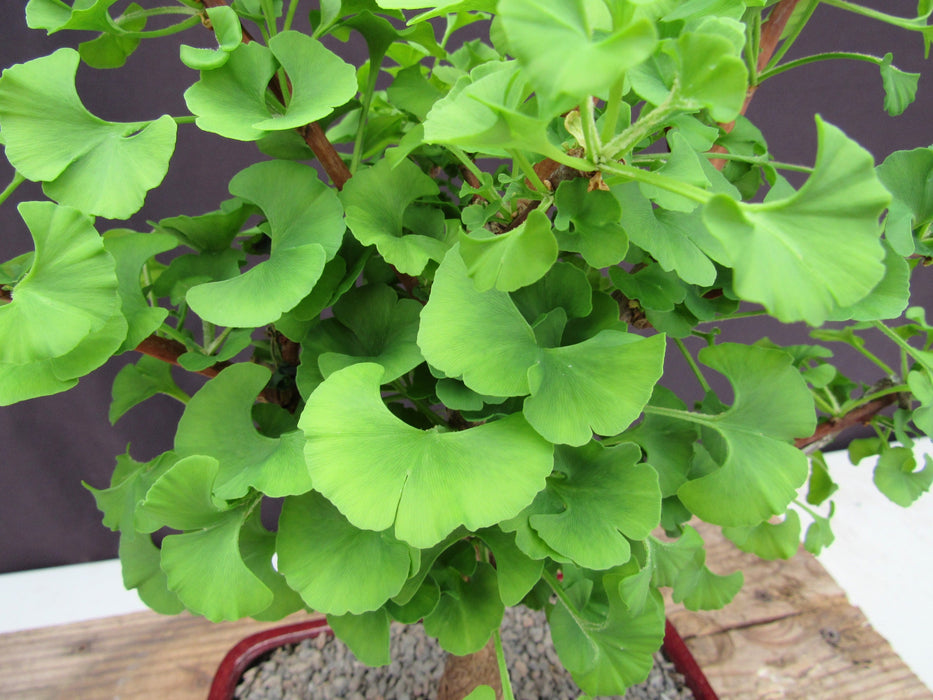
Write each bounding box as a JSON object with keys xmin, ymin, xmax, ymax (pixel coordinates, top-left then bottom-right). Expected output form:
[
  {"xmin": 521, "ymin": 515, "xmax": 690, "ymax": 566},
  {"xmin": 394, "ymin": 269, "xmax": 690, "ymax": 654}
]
[
  {"xmin": 872, "ymin": 320, "xmax": 933, "ymax": 373},
  {"xmin": 602, "ymin": 90, "xmax": 679, "ymax": 160},
  {"xmin": 578, "ymin": 97, "xmax": 603, "ymax": 163},
  {"xmin": 119, "ymin": 15, "xmax": 202, "ymax": 38},
  {"xmin": 599, "ymin": 161, "xmax": 713, "ymax": 205},
  {"xmin": 758, "ymin": 51, "xmax": 888, "ymax": 82},
  {"xmin": 541, "ymin": 569, "xmax": 589, "ymax": 629},
  {"xmin": 509, "ymin": 149, "xmax": 549, "ymax": 194},
  {"xmin": 0, "ymin": 171, "xmax": 26, "ymax": 208},
  {"xmin": 283, "ymin": 0, "xmax": 300, "ymax": 32},
  {"xmin": 494, "ymin": 629, "xmax": 516, "ymax": 700},
  {"xmin": 118, "ymin": 6, "xmax": 198, "ymax": 24},
  {"xmin": 674, "ymin": 338, "xmax": 712, "ymax": 394}
]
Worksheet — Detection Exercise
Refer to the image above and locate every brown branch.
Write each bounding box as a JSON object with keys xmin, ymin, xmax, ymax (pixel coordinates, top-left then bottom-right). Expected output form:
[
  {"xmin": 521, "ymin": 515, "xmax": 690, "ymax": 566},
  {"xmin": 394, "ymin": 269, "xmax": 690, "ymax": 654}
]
[
  {"xmin": 135, "ymin": 335, "xmax": 229, "ymax": 378},
  {"xmin": 711, "ymin": 0, "xmax": 803, "ymax": 169},
  {"xmin": 795, "ymin": 393, "xmax": 900, "ymax": 450},
  {"xmin": 198, "ymin": 0, "xmax": 352, "ymax": 189}
]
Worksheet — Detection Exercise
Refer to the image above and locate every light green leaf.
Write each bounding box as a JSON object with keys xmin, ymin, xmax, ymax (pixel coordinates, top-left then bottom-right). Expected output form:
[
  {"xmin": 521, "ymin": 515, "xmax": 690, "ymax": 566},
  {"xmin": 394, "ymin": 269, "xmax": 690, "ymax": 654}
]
[
  {"xmin": 419, "ymin": 248, "xmax": 664, "ymax": 445},
  {"xmin": 117, "ymin": 533, "xmax": 184, "ymax": 615},
  {"xmin": 299, "ymin": 363, "xmax": 554, "ymax": 548},
  {"xmin": 26, "ymin": 0, "xmax": 121, "ymax": 34},
  {"xmin": 186, "ymin": 160, "xmax": 344, "ymax": 327},
  {"xmin": 650, "ymin": 526, "xmax": 742, "ymax": 610},
  {"xmin": 676, "ymin": 344, "xmax": 815, "ymax": 527},
  {"xmin": 278, "ymin": 492, "xmax": 412, "ymax": 615},
  {"xmin": 880, "ymin": 52, "xmax": 920, "ymax": 117},
  {"xmin": 102, "ymin": 232, "xmax": 176, "ymax": 352},
  {"xmin": 0, "ymin": 202, "xmax": 118, "ymax": 365},
  {"xmin": 77, "ymin": 2, "xmax": 145, "ymax": 69},
  {"xmin": 109, "ymin": 355, "xmax": 188, "ymax": 424},
  {"xmin": 463, "ymin": 687, "xmax": 496, "ymax": 700},
  {"xmin": 327, "ymin": 610, "xmax": 392, "ymax": 667},
  {"xmin": 553, "ymin": 179, "xmax": 629, "ymax": 269},
  {"xmin": 827, "ymin": 242, "xmax": 909, "ymax": 321},
  {"xmin": 423, "ymin": 562, "xmax": 504, "ymax": 656},
  {"xmin": 702, "ymin": 118, "xmax": 889, "ymax": 325},
  {"xmin": 179, "ymin": 6, "xmax": 243, "ymax": 70},
  {"xmin": 613, "ymin": 183, "xmax": 716, "ymax": 286},
  {"xmin": 873, "ymin": 447, "xmax": 933, "ymax": 507},
  {"xmin": 136, "ymin": 455, "xmax": 275, "ymax": 621},
  {"xmin": 908, "ymin": 370, "xmax": 933, "ymax": 437},
  {"xmin": 803, "ymin": 505, "xmax": 835, "ymax": 556},
  {"xmin": 877, "ymin": 147, "xmax": 933, "ymax": 257},
  {"xmin": 86, "ymin": 449, "xmax": 179, "ymax": 535},
  {"xmin": 301, "ymin": 283, "xmax": 423, "ymax": 393},
  {"xmin": 174, "ymin": 363, "xmax": 312, "ymax": 499},
  {"xmin": 476, "ymin": 527, "xmax": 544, "ymax": 606},
  {"xmin": 184, "ymin": 33, "xmax": 357, "ymax": 140},
  {"xmin": 498, "ymin": 0, "xmax": 657, "ymax": 114},
  {"xmin": 524, "ymin": 442, "xmax": 661, "ymax": 570},
  {"xmin": 806, "ymin": 451, "xmax": 839, "ymax": 506},
  {"xmin": 524, "ymin": 331, "xmax": 666, "ymax": 446},
  {"xmin": 548, "ymin": 577, "xmax": 666, "ymax": 696},
  {"xmin": 609, "ymin": 264, "xmax": 686, "ymax": 312},
  {"xmin": 0, "ymin": 49, "xmax": 176, "ymax": 218},
  {"xmin": 341, "ymin": 158, "xmax": 448, "ymax": 275},
  {"xmin": 723, "ymin": 510, "xmax": 802, "ymax": 560},
  {"xmin": 459, "ymin": 209, "xmax": 558, "ymax": 292},
  {"xmin": 423, "ymin": 61, "xmax": 566, "ymax": 159}
]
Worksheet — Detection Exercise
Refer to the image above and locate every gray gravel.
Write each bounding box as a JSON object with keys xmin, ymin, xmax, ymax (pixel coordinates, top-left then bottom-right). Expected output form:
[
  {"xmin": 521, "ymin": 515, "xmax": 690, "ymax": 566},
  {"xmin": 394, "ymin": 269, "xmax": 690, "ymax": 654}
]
[{"xmin": 235, "ymin": 606, "xmax": 693, "ymax": 700}]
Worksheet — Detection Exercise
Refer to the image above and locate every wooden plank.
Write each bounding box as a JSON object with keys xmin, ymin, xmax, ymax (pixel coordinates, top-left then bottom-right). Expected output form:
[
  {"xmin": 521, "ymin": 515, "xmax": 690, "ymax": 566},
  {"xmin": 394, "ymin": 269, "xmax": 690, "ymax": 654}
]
[
  {"xmin": 667, "ymin": 522, "xmax": 932, "ymax": 699},
  {"xmin": 0, "ymin": 611, "xmax": 314, "ymax": 700}
]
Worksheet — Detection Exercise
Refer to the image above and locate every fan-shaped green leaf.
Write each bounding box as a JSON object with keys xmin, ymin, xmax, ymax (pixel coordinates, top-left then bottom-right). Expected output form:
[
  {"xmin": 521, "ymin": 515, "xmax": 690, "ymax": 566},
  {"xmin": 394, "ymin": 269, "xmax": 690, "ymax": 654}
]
[
  {"xmin": 0, "ymin": 49, "xmax": 176, "ymax": 218},
  {"xmin": 174, "ymin": 363, "xmax": 312, "ymax": 499},
  {"xmin": 26, "ymin": 0, "xmax": 121, "ymax": 34},
  {"xmin": 498, "ymin": 0, "xmax": 657, "ymax": 114},
  {"xmin": 278, "ymin": 492, "xmax": 412, "ymax": 615},
  {"xmin": 341, "ymin": 158, "xmax": 448, "ymax": 275},
  {"xmin": 179, "ymin": 6, "xmax": 243, "ymax": 71},
  {"xmin": 873, "ymin": 447, "xmax": 933, "ymax": 507},
  {"xmin": 524, "ymin": 332, "xmax": 666, "ymax": 446},
  {"xmin": 423, "ymin": 562, "xmax": 504, "ymax": 656},
  {"xmin": 0, "ymin": 202, "xmax": 118, "ymax": 365},
  {"xmin": 419, "ymin": 247, "xmax": 665, "ymax": 444},
  {"xmin": 554, "ymin": 179, "xmax": 629, "ymax": 269},
  {"xmin": 724, "ymin": 510, "xmax": 802, "ymax": 560},
  {"xmin": 136, "ymin": 455, "xmax": 275, "ymax": 621},
  {"xmin": 299, "ymin": 363, "xmax": 554, "ymax": 548},
  {"xmin": 523, "ymin": 442, "xmax": 660, "ymax": 570},
  {"xmin": 880, "ymin": 52, "xmax": 920, "ymax": 117},
  {"xmin": 117, "ymin": 533, "xmax": 184, "ymax": 615},
  {"xmin": 702, "ymin": 118, "xmax": 889, "ymax": 325},
  {"xmin": 102, "ymin": 232, "xmax": 176, "ymax": 352},
  {"xmin": 475, "ymin": 527, "xmax": 544, "ymax": 606},
  {"xmin": 109, "ymin": 355, "xmax": 188, "ymax": 424},
  {"xmin": 78, "ymin": 2, "xmax": 146, "ymax": 69},
  {"xmin": 459, "ymin": 209, "xmax": 558, "ymax": 292},
  {"xmin": 186, "ymin": 160, "xmax": 344, "ymax": 327},
  {"xmin": 327, "ymin": 610, "xmax": 392, "ymax": 667},
  {"xmin": 184, "ymin": 32, "xmax": 356, "ymax": 140},
  {"xmin": 674, "ymin": 344, "xmax": 815, "ymax": 526},
  {"xmin": 650, "ymin": 526, "xmax": 742, "ymax": 610},
  {"xmin": 877, "ymin": 146, "xmax": 933, "ymax": 256},
  {"xmin": 548, "ymin": 576, "xmax": 666, "ymax": 696}
]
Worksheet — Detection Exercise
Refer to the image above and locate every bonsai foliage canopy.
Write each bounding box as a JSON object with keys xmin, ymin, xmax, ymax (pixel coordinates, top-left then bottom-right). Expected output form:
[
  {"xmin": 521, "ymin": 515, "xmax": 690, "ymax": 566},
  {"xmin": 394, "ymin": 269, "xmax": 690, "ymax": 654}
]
[{"xmin": 2, "ymin": 0, "xmax": 933, "ymax": 696}]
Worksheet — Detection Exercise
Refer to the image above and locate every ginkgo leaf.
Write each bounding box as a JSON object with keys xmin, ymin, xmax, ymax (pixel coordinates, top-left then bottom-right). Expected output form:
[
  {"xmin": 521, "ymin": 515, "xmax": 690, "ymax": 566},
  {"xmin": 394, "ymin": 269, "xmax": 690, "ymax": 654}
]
[
  {"xmin": 553, "ymin": 179, "xmax": 629, "ymax": 269},
  {"xmin": 724, "ymin": 510, "xmax": 802, "ymax": 560},
  {"xmin": 880, "ymin": 52, "xmax": 920, "ymax": 117},
  {"xmin": 117, "ymin": 533, "xmax": 184, "ymax": 615},
  {"xmin": 186, "ymin": 160, "xmax": 345, "ymax": 327},
  {"xmin": 423, "ymin": 562, "xmax": 504, "ymax": 656},
  {"xmin": 277, "ymin": 492, "xmax": 412, "ymax": 615},
  {"xmin": 174, "ymin": 363, "xmax": 312, "ymax": 499},
  {"xmin": 299, "ymin": 283, "xmax": 423, "ymax": 394},
  {"xmin": 179, "ymin": 5, "xmax": 242, "ymax": 71},
  {"xmin": 135, "ymin": 455, "xmax": 276, "ymax": 621},
  {"xmin": 475, "ymin": 527, "xmax": 543, "ymax": 606},
  {"xmin": 184, "ymin": 32, "xmax": 357, "ymax": 141},
  {"xmin": 0, "ymin": 49, "xmax": 176, "ymax": 218},
  {"xmin": 327, "ymin": 610, "xmax": 392, "ymax": 667},
  {"xmin": 459, "ymin": 209, "xmax": 558, "ymax": 292},
  {"xmin": 649, "ymin": 526, "xmax": 742, "ymax": 610},
  {"xmin": 674, "ymin": 344, "xmax": 815, "ymax": 526},
  {"xmin": 0, "ymin": 202, "xmax": 118, "ymax": 365},
  {"xmin": 109, "ymin": 355, "xmax": 188, "ymax": 424},
  {"xmin": 498, "ymin": 0, "xmax": 657, "ymax": 114},
  {"xmin": 26, "ymin": 0, "xmax": 121, "ymax": 34},
  {"xmin": 877, "ymin": 146, "xmax": 933, "ymax": 257},
  {"xmin": 102, "ymin": 231, "xmax": 176, "ymax": 352},
  {"xmin": 548, "ymin": 574, "xmax": 666, "ymax": 696},
  {"xmin": 77, "ymin": 2, "xmax": 146, "ymax": 69},
  {"xmin": 299, "ymin": 362, "xmax": 554, "ymax": 548},
  {"xmin": 422, "ymin": 61, "xmax": 566, "ymax": 160},
  {"xmin": 340, "ymin": 157, "xmax": 448, "ymax": 275},
  {"xmin": 524, "ymin": 442, "xmax": 661, "ymax": 570},
  {"xmin": 702, "ymin": 118, "xmax": 889, "ymax": 325},
  {"xmin": 418, "ymin": 247, "xmax": 665, "ymax": 445}
]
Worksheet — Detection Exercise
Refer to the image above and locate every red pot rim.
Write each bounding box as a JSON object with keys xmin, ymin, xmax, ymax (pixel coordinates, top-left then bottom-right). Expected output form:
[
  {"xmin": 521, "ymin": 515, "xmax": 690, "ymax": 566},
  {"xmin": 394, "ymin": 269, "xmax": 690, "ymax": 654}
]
[{"xmin": 209, "ymin": 617, "xmax": 717, "ymax": 700}]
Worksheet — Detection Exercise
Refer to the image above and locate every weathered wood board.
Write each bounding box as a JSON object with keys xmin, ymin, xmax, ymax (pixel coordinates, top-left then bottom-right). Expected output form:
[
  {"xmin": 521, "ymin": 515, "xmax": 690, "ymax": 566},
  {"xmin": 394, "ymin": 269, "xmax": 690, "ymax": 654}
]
[{"xmin": 666, "ymin": 521, "xmax": 932, "ymax": 699}]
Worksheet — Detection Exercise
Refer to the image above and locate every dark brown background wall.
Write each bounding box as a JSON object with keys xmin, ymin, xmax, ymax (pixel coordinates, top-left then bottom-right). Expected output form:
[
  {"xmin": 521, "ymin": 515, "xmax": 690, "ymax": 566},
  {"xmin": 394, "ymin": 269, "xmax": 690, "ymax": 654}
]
[{"xmin": 1, "ymin": 1, "xmax": 930, "ymax": 573}]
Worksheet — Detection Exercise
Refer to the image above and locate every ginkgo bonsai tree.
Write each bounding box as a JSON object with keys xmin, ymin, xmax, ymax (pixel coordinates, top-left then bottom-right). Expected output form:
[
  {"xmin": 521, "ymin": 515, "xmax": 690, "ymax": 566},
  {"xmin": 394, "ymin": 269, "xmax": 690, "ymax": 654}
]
[{"xmin": 2, "ymin": 0, "xmax": 933, "ymax": 697}]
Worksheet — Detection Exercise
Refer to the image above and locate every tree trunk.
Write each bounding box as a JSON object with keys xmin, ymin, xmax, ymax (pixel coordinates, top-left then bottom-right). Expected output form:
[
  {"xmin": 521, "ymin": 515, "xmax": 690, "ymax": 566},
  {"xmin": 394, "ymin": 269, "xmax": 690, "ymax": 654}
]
[{"xmin": 436, "ymin": 639, "xmax": 503, "ymax": 700}]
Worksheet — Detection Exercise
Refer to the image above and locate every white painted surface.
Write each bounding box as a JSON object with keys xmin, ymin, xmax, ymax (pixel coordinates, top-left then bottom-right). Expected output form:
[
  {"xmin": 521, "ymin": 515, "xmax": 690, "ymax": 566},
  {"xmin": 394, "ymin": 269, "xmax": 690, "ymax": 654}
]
[
  {"xmin": 813, "ymin": 438, "xmax": 933, "ymax": 690},
  {"xmin": 0, "ymin": 558, "xmax": 146, "ymax": 634},
  {"xmin": 0, "ymin": 442, "xmax": 930, "ymax": 690}
]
